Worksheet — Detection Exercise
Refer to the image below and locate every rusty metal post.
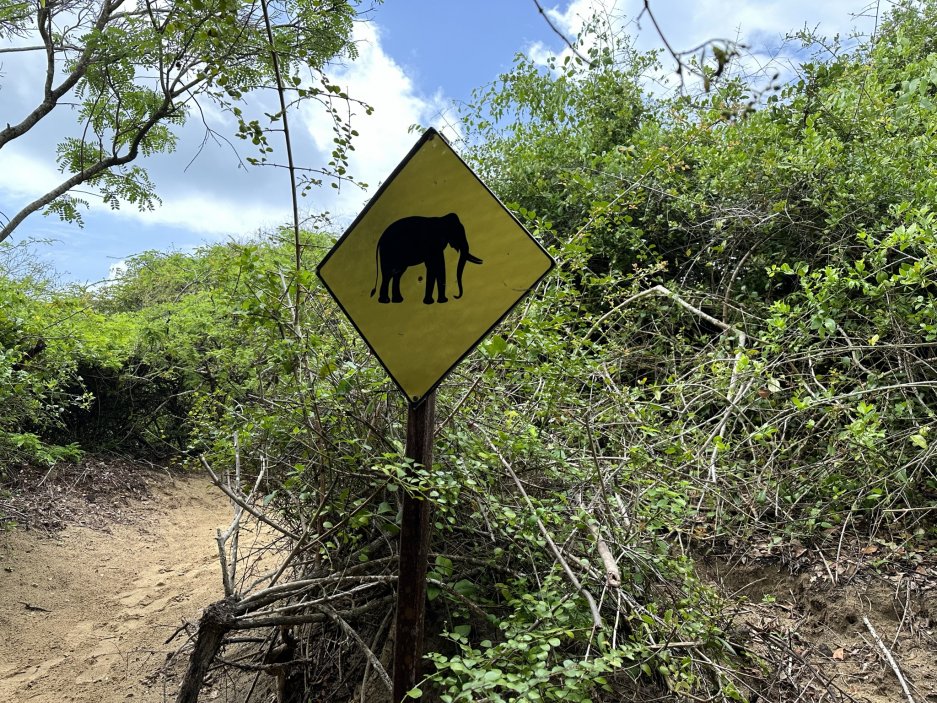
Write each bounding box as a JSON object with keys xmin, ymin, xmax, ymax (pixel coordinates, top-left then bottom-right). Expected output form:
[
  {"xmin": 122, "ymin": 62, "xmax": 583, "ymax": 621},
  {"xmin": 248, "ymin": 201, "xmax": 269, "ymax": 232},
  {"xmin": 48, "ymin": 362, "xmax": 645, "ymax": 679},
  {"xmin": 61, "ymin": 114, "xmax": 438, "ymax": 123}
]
[{"xmin": 393, "ymin": 391, "xmax": 436, "ymax": 702}]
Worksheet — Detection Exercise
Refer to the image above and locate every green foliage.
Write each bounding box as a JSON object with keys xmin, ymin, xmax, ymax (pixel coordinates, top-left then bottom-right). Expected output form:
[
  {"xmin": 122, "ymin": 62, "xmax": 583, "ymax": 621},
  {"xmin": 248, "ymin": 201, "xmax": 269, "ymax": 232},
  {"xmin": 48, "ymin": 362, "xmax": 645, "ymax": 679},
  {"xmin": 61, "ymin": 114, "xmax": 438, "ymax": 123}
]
[
  {"xmin": 454, "ymin": 1, "xmax": 937, "ymax": 546},
  {"xmin": 0, "ymin": 252, "xmax": 94, "ymax": 468},
  {"xmin": 0, "ymin": 233, "xmax": 328, "ymax": 465},
  {"xmin": 393, "ymin": 8, "xmax": 937, "ymax": 696},
  {"xmin": 0, "ymin": 0, "xmax": 365, "ymax": 242}
]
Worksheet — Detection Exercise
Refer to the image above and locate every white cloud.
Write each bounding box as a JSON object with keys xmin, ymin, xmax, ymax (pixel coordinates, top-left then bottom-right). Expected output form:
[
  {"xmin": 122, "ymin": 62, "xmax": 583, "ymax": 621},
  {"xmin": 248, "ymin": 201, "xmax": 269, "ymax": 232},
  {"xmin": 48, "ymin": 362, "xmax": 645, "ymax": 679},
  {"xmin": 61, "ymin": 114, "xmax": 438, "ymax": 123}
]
[
  {"xmin": 0, "ymin": 141, "xmax": 281, "ymax": 238},
  {"xmin": 107, "ymin": 260, "xmax": 127, "ymax": 281},
  {"xmin": 0, "ymin": 145, "xmax": 63, "ymax": 199},
  {"xmin": 527, "ymin": 0, "xmax": 882, "ymax": 91},
  {"xmin": 301, "ymin": 21, "xmax": 458, "ymax": 222},
  {"xmin": 111, "ymin": 189, "xmax": 283, "ymax": 236}
]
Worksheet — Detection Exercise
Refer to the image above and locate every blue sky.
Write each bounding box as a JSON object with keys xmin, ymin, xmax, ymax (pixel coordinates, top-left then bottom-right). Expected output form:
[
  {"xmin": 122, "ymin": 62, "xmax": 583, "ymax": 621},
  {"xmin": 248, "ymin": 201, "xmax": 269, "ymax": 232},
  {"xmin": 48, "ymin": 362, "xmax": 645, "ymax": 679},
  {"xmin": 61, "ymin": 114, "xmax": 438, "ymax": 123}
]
[
  {"xmin": 1, "ymin": 1, "xmax": 881, "ymax": 283},
  {"xmin": 375, "ymin": 3, "xmax": 555, "ymax": 102}
]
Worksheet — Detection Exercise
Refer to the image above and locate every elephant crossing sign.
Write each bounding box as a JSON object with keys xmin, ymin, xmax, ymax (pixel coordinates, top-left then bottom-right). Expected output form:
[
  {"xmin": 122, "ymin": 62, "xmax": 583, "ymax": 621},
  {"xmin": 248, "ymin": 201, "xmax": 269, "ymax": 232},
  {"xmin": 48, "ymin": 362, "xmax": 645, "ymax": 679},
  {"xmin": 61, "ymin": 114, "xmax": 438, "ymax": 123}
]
[{"xmin": 316, "ymin": 128, "xmax": 555, "ymax": 406}]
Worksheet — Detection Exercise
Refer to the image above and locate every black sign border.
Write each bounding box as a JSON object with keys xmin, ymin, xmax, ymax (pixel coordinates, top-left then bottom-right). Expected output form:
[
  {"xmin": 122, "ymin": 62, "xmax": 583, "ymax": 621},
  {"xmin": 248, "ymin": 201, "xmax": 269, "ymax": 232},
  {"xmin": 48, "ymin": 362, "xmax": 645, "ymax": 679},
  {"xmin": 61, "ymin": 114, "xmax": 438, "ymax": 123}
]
[{"xmin": 316, "ymin": 127, "xmax": 556, "ymax": 408}]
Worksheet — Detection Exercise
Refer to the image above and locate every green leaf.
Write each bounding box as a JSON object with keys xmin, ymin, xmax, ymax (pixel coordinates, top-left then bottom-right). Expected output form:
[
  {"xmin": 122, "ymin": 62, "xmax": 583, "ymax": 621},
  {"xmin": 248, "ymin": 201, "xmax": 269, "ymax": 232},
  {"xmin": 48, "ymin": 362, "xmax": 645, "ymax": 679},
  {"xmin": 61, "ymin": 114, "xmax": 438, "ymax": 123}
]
[
  {"xmin": 453, "ymin": 579, "xmax": 477, "ymax": 596},
  {"xmin": 434, "ymin": 554, "xmax": 454, "ymax": 577},
  {"xmin": 485, "ymin": 334, "xmax": 508, "ymax": 357}
]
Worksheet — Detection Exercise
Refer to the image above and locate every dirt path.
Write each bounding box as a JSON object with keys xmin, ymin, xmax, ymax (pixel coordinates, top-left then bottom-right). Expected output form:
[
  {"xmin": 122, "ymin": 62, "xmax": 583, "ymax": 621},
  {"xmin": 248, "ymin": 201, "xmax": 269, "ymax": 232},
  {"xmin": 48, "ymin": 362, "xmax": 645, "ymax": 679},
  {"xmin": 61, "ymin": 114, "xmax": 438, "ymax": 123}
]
[{"xmin": 0, "ymin": 475, "xmax": 231, "ymax": 703}]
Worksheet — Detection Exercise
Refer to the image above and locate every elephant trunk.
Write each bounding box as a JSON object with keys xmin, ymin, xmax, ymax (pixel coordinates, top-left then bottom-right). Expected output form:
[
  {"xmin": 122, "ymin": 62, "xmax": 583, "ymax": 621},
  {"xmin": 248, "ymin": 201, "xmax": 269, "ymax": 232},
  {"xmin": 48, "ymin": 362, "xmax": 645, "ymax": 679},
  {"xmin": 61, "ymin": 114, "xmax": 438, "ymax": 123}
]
[{"xmin": 454, "ymin": 250, "xmax": 483, "ymax": 299}]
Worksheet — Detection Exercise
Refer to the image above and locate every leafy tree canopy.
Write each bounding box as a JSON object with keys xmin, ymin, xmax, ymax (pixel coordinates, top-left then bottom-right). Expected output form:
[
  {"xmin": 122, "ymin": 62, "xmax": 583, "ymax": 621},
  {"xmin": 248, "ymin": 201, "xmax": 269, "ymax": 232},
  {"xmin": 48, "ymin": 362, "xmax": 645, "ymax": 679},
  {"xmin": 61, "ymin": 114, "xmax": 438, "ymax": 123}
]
[{"xmin": 0, "ymin": 0, "xmax": 368, "ymax": 243}]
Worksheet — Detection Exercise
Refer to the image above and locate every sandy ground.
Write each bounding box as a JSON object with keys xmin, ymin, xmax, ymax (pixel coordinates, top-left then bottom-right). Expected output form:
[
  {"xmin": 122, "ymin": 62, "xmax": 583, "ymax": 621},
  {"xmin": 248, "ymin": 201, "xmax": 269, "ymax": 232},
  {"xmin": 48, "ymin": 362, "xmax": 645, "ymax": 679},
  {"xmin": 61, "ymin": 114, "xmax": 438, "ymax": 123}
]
[{"xmin": 0, "ymin": 475, "xmax": 231, "ymax": 703}]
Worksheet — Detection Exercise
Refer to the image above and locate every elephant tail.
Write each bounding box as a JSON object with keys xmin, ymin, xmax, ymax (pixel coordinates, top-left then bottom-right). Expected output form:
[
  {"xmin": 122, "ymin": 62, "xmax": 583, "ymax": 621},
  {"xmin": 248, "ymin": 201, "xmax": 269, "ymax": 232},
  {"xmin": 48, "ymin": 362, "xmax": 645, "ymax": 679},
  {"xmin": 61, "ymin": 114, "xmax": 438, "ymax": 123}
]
[{"xmin": 370, "ymin": 241, "xmax": 380, "ymax": 298}]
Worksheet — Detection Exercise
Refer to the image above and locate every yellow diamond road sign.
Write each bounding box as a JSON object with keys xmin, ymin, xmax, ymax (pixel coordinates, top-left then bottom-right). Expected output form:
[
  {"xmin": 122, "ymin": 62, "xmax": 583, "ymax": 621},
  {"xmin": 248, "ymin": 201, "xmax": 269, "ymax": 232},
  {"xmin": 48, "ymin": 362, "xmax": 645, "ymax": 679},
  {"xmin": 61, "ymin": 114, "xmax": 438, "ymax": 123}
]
[{"xmin": 317, "ymin": 128, "xmax": 555, "ymax": 405}]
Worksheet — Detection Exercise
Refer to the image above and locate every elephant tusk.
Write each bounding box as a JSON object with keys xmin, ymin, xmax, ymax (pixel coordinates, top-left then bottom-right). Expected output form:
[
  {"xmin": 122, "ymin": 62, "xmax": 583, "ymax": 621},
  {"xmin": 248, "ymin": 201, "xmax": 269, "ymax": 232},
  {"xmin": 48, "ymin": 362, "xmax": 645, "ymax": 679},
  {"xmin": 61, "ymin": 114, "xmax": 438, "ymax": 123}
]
[{"xmin": 454, "ymin": 251, "xmax": 482, "ymax": 299}]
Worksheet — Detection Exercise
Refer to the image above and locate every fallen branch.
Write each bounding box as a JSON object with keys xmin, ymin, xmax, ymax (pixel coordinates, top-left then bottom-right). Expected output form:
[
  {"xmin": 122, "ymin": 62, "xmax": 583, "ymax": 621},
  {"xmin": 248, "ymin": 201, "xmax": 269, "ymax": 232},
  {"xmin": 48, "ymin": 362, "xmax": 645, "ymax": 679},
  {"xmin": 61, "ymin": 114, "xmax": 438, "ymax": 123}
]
[
  {"xmin": 484, "ymin": 436, "xmax": 603, "ymax": 631},
  {"xmin": 586, "ymin": 284, "xmax": 748, "ymax": 342},
  {"xmin": 232, "ymin": 596, "xmax": 393, "ymax": 630},
  {"xmin": 201, "ymin": 456, "xmax": 299, "ymax": 540},
  {"xmin": 236, "ymin": 581, "xmax": 386, "ymax": 622},
  {"xmin": 319, "ymin": 603, "xmax": 393, "ymax": 694},
  {"xmin": 237, "ymin": 574, "xmax": 397, "ymax": 613},
  {"xmin": 581, "ymin": 512, "xmax": 621, "ymax": 588},
  {"xmin": 175, "ymin": 599, "xmax": 237, "ymax": 703},
  {"xmin": 361, "ymin": 608, "xmax": 394, "ymax": 703},
  {"xmin": 863, "ymin": 616, "xmax": 916, "ymax": 703}
]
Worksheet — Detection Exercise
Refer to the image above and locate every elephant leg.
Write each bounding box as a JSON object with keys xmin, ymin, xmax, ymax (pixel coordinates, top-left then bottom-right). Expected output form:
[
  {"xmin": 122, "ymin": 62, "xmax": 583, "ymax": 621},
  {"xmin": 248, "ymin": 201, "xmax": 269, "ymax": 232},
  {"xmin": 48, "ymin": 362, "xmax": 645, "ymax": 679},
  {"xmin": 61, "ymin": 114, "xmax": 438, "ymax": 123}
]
[
  {"xmin": 437, "ymin": 259, "xmax": 448, "ymax": 303},
  {"xmin": 391, "ymin": 272, "xmax": 404, "ymax": 303},
  {"xmin": 424, "ymin": 253, "xmax": 447, "ymax": 304},
  {"xmin": 378, "ymin": 274, "xmax": 391, "ymax": 304},
  {"xmin": 423, "ymin": 267, "xmax": 435, "ymax": 305},
  {"xmin": 377, "ymin": 254, "xmax": 393, "ymax": 303}
]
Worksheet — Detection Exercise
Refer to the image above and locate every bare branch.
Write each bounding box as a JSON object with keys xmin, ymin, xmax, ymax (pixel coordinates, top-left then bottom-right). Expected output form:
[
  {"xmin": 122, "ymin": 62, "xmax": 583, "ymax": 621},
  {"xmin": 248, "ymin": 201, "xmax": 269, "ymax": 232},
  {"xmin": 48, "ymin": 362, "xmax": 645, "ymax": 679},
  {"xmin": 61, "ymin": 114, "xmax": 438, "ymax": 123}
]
[
  {"xmin": 483, "ymin": 435, "xmax": 604, "ymax": 631},
  {"xmin": 580, "ymin": 506, "xmax": 621, "ymax": 588},
  {"xmin": 319, "ymin": 604, "xmax": 392, "ymax": 694},
  {"xmin": 0, "ymin": 44, "xmax": 80, "ymax": 53},
  {"xmin": 864, "ymin": 617, "xmax": 917, "ymax": 703},
  {"xmin": 530, "ymin": 0, "xmax": 595, "ymax": 67},
  {"xmin": 201, "ymin": 456, "xmax": 300, "ymax": 540},
  {"xmin": 587, "ymin": 284, "xmax": 750, "ymax": 342}
]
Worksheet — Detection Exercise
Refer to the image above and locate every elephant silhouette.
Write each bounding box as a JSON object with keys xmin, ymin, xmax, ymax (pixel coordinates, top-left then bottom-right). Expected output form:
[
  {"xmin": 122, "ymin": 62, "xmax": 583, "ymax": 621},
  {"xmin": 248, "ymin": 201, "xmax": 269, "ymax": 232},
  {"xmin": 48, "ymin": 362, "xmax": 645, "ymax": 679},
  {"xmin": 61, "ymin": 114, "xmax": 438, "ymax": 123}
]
[{"xmin": 370, "ymin": 213, "xmax": 483, "ymax": 304}]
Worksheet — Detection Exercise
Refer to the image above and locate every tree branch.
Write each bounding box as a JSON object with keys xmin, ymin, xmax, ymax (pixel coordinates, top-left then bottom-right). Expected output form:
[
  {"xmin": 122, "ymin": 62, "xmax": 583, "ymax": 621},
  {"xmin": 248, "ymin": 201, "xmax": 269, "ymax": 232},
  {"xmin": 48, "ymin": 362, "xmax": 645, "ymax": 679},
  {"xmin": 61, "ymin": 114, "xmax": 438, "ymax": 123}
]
[
  {"xmin": 0, "ymin": 44, "xmax": 80, "ymax": 54},
  {"xmin": 319, "ymin": 604, "xmax": 392, "ymax": 694},
  {"xmin": 0, "ymin": 0, "xmax": 116, "ymax": 150},
  {"xmin": 483, "ymin": 436, "xmax": 604, "ymax": 631},
  {"xmin": 530, "ymin": 0, "xmax": 595, "ymax": 68},
  {"xmin": 201, "ymin": 456, "xmax": 300, "ymax": 541},
  {"xmin": 864, "ymin": 616, "xmax": 917, "ymax": 703},
  {"xmin": 0, "ymin": 86, "xmax": 179, "ymax": 243}
]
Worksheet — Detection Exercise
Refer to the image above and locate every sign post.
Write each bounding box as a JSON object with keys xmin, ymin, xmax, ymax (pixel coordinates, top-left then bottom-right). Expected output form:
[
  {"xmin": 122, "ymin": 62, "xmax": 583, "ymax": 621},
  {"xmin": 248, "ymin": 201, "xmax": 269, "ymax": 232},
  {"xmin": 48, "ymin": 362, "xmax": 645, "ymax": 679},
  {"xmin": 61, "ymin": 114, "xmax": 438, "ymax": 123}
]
[
  {"xmin": 317, "ymin": 128, "xmax": 554, "ymax": 699},
  {"xmin": 393, "ymin": 391, "xmax": 435, "ymax": 701}
]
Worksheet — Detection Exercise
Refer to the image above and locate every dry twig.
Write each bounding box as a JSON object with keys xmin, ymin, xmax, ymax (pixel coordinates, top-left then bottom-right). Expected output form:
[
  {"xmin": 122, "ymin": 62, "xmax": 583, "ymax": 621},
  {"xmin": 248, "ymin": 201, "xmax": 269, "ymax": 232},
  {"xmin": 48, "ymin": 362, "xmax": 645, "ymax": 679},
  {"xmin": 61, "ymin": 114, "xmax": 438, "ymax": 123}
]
[
  {"xmin": 484, "ymin": 435, "xmax": 604, "ymax": 631},
  {"xmin": 863, "ymin": 616, "xmax": 916, "ymax": 703}
]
